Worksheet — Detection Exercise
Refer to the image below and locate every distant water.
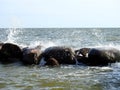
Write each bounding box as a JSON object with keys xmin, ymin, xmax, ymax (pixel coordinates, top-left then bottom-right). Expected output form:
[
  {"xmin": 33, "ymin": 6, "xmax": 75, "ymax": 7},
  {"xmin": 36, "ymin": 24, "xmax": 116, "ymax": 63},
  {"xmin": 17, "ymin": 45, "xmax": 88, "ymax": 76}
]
[{"xmin": 0, "ymin": 28, "xmax": 120, "ymax": 90}]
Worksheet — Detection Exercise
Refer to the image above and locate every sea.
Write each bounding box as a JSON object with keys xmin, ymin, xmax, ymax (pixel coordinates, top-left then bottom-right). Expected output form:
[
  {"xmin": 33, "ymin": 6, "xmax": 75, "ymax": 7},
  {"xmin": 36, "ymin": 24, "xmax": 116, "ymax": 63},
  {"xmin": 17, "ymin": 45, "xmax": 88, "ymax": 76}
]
[{"xmin": 0, "ymin": 28, "xmax": 120, "ymax": 90}]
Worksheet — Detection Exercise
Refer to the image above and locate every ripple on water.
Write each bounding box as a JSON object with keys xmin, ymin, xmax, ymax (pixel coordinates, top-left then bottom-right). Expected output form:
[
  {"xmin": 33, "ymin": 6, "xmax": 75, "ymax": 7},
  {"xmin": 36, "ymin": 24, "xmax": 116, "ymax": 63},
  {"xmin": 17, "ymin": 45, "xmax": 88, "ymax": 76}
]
[{"xmin": 0, "ymin": 64, "xmax": 120, "ymax": 90}]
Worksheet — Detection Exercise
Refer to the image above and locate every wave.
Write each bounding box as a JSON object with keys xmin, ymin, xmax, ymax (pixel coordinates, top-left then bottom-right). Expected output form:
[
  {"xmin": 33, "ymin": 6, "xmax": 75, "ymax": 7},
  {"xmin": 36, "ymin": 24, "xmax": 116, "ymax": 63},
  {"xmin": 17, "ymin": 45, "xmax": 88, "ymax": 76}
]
[{"xmin": 2, "ymin": 28, "xmax": 120, "ymax": 50}]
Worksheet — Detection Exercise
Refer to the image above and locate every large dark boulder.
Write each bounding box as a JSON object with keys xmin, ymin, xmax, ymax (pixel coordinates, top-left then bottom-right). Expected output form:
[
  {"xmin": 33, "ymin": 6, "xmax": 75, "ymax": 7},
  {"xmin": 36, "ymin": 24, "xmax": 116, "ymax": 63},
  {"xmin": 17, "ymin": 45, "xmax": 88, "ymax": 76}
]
[
  {"xmin": 75, "ymin": 48, "xmax": 90, "ymax": 64},
  {"xmin": 75, "ymin": 47, "xmax": 120, "ymax": 66},
  {"xmin": 0, "ymin": 43, "xmax": 23, "ymax": 64},
  {"xmin": 39, "ymin": 46, "xmax": 76, "ymax": 66},
  {"xmin": 21, "ymin": 45, "xmax": 41, "ymax": 65},
  {"xmin": 87, "ymin": 48, "xmax": 120, "ymax": 66}
]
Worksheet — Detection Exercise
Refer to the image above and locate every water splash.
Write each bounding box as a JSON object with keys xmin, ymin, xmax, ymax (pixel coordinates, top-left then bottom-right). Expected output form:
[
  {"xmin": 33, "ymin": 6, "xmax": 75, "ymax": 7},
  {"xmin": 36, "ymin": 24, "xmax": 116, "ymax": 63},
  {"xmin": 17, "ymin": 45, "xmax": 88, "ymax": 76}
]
[
  {"xmin": 29, "ymin": 41, "xmax": 57, "ymax": 51},
  {"xmin": 5, "ymin": 28, "xmax": 21, "ymax": 44},
  {"xmin": 3, "ymin": 28, "xmax": 120, "ymax": 50}
]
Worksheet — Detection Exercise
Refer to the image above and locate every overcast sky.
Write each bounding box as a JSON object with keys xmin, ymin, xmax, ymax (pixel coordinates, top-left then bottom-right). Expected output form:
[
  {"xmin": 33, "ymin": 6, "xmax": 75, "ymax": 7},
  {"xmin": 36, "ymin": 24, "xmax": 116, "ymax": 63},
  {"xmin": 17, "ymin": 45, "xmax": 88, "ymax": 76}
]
[{"xmin": 0, "ymin": 0, "xmax": 120, "ymax": 28}]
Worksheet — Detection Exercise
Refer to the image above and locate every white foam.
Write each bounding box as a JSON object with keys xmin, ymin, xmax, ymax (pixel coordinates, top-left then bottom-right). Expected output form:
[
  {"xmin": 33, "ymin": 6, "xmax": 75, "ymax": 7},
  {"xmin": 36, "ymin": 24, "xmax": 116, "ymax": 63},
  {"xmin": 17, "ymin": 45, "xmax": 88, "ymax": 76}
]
[
  {"xmin": 88, "ymin": 43, "xmax": 120, "ymax": 50},
  {"xmin": 101, "ymin": 67, "xmax": 113, "ymax": 71},
  {"xmin": 39, "ymin": 57, "xmax": 47, "ymax": 66},
  {"xmin": 28, "ymin": 40, "xmax": 57, "ymax": 51}
]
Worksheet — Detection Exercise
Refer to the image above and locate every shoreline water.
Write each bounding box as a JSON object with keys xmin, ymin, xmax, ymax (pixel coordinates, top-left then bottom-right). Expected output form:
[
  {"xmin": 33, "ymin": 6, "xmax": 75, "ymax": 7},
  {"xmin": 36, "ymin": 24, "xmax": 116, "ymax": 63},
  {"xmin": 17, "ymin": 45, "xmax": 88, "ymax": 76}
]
[{"xmin": 0, "ymin": 28, "xmax": 120, "ymax": 90}]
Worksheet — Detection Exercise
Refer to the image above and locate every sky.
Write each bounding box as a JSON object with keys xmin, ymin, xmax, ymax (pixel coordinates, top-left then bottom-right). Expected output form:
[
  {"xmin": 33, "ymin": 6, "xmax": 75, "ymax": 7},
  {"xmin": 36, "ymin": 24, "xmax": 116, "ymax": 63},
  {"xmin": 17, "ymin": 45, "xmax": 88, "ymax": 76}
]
[{"xmin": 0, "ymin": 0, "xmax": 120, "ymax": 28}]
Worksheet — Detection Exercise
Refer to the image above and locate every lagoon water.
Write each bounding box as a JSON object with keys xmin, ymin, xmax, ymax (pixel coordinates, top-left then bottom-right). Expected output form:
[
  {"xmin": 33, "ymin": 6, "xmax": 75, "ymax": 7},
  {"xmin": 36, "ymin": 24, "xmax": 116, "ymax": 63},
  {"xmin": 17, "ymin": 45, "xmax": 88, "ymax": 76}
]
[{"xmin": 0, "ymin": 28, "xmax": 120, "ymax": 90}]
